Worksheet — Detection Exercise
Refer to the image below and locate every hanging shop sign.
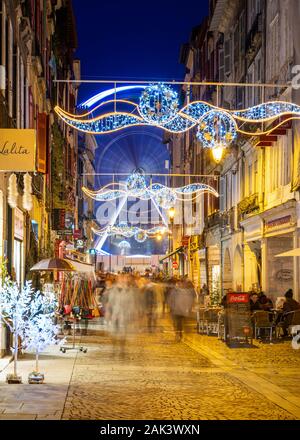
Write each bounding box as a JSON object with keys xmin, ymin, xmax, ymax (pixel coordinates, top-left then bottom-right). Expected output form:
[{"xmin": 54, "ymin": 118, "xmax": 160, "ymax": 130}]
[
  {"xmin": 181, "ymin": 235, "xmax": 190, "ymax": 246},
  {"xmin": 0, "ymin": 129, "xmax": 36, "ymax": 171}
]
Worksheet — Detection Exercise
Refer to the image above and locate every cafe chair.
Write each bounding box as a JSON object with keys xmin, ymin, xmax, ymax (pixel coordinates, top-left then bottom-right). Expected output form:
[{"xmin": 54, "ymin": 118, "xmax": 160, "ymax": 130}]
[
  {"xmin": 204, "ymin": 309, "xmax": 219, "ymax": 335},
  {"xmin": 276, "ymin": 310, "xmax": 300, "ymax": 338},
  {"xmin": 217, "ymin": 311, "xmax": 226, "ymax": 341},
  {"xmin": 197, "ymin": 308, "xmax": 206, "ymax": 334},
  {"xmin": 253, "ymin": 311, "xmax": 275, "ymax": 342}
]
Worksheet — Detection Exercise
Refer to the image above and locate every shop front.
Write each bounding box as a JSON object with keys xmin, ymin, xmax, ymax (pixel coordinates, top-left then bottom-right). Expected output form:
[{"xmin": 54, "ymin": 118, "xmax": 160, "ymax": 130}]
[
  {"xmin": 13, "ymin": 207, "xmax": 24, "ymax": 286},
  {"xmin": 261, "ymin": 202, "xmax": 299, "ymax": 302},
  {"xmin": 205, "ymin": 228, "xmax": 221, "ymax": 305}
]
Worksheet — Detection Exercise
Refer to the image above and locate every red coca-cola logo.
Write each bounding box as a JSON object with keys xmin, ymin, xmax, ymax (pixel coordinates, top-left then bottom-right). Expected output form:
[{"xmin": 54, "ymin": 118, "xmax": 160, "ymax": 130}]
[{"xmin": 228, "ymin": 293, "xmax": 249, "ymax": 304}]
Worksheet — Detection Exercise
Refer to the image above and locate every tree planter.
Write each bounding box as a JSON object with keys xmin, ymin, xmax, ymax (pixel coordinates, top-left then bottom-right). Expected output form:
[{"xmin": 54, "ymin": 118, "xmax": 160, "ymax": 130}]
[
  {"xmin": 28, "ymin": 371, "xmax": 44, "ymax": 384},
  {"xmin": 6, "ymin": 373, "xmax": 22, "ymax": 384}
]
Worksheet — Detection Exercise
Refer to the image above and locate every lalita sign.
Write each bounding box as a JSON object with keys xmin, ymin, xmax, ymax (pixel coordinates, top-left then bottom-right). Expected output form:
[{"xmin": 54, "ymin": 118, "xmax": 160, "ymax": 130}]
[{"xmin": 0, "ymin": 129, "xmax": 36, "ymax": 171}]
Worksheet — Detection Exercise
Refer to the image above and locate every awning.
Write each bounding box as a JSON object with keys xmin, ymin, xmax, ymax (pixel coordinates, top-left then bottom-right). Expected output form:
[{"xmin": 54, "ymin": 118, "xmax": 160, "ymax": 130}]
[
  {"xmin": 64, "ymin": 258, "xmax": 95, "ymax": 274},
  {"xmin": 160, "ymin": 246, "xmax": 184, "ymax": 263},
  {"xmin": 275, "ymin": 248, "xmax": 300, "ymax": 257}
]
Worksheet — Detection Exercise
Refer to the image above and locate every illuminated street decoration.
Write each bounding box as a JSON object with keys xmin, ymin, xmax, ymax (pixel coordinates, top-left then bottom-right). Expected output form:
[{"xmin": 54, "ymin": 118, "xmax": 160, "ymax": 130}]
[
  {"xmin": 196, "ymin": 110, "xmax": 237, "ymax": 148},
  {"xmin": 82, "ymin": 172, "xmax": 219, "ymax": 207},
  {"xmin": 139, "ymin": 83, "xmax": 179, "ymax": 125},
  {"xmin": 92, "ymin": 224, "xmax": 170, "ymax": 242},
  {"xmin": 84, "ymin": 171, "xmax": 218, "ymax": 252},
  {"xmin": 55, "ymin": 82, "xmax": 300, "ymax": 142},
  {"xmin": 126, "ymin": 171, "xmax": 148, "ymax": 197}
]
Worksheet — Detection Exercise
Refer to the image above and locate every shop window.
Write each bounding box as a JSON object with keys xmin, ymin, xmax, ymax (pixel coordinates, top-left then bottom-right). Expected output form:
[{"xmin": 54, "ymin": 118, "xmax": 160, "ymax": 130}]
[{"xmin": 13, "ymin": 239, "xmax": 22, "ymax": 286}]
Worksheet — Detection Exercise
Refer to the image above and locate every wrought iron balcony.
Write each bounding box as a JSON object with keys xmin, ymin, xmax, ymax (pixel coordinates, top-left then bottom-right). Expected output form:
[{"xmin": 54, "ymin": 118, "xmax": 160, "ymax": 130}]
[
  {"xmin": 205, "ymin": 210, "xmax": 222, "ymax": 229},
  {"xmin": 238, "ymin": 193, "xmax": 259, "ymax": 220}
]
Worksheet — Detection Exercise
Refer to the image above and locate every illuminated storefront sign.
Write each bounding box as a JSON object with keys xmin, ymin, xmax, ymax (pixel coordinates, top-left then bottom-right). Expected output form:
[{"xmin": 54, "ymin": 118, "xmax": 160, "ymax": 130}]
[{"xmin": 0, "ymin": 129, "xmax": 36, "ymax": 171}]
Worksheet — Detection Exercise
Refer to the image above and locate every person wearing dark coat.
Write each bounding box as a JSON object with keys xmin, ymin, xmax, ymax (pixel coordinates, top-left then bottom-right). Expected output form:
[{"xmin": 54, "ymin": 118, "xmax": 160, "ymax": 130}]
[{"xmin": 280, "ymin": 289, "xmax": 300, "ymax": 336}]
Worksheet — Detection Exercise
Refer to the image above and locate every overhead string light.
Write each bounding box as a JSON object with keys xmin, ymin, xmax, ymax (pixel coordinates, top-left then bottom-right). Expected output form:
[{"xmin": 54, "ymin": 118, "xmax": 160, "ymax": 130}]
[
  {"xmin": 82, "ymin": 171, "xmax": 219, "ymax": 207},
  {"xmin": 92, "ymin": 224, "xmax": 170, "ymax": 242},
  {"xmin": 55, "ymin": 81, "xmax": 300, "ymax": 140}
]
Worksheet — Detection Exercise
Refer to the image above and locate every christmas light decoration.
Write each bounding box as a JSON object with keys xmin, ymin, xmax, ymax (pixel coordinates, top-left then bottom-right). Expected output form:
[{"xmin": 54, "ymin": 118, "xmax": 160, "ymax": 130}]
[
  {"xmin": 22, "ymin": 173, "xmax": 33, "ymax": 211},
  {"xmin": 83, "ymin": 172, "xmax": 219, "ymax": 206},
  {"xmin": 8, "ymin": 173, "xmax": 18, "ymax": 209},
  {"xmin": 22, "ymin": 292, "xmax": 61, "ymax": 383},
  {"xmin": 138, "ymin": 83, "xmax": 179, "ymax": 125},
  {"xmin": 126, "ymin": 171, "xmax": 148, "ymax": 197},
  {"xmin": 92, "ymin": 224, "xmax": 170, "ymax": 242},
  {"xmin": 196, "ymin": 110, "xmax": 237, "ymax": 149},
  {"xmin": 134, "ymin": 229, "xmax": 148, "ymax": 243},
  {"xmin": 0, "ymin": 274, "xmax": 35, "ymax": 383},
  {"xmin": 55, "ymin": 83, "xmax": 300, "ymax": 139}
]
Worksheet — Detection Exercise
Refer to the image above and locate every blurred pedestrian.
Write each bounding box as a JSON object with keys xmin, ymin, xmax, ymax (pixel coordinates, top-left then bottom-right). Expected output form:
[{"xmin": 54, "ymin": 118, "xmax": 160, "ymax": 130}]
[{"xmin": 168, "ymin": 278, "xmax": 195, "ymax": 341}]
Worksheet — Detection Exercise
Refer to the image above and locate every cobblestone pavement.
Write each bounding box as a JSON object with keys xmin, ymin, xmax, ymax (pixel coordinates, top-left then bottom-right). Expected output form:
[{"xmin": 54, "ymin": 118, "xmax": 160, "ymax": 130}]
[
  {"xmin": 0, "ymin": 318, "xmax": 299, "ymax": 420},
  {"xmin": 61, "ymin": 320, "xmax": 300, "ymax": 420}
]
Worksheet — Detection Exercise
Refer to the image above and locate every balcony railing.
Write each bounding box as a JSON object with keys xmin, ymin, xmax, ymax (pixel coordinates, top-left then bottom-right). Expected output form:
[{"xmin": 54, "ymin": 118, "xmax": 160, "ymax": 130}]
[
  {"xmin": 238, "ymin": 193, "xmax": 259, "ymax": 220},
  {"xmin": 205, "ymin": 210, "xmax": 222, "ymax": 229}
]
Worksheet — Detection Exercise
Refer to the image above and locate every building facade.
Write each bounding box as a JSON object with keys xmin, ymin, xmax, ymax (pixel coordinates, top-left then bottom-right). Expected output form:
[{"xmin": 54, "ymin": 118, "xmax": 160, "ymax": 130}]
[
  {"xmin": 169, "ymin": 0, "xmax": 300, "ymax": 304},
  {"xmin": 0, "ymin": 0, "xmax": 79, "ymax": 357}
]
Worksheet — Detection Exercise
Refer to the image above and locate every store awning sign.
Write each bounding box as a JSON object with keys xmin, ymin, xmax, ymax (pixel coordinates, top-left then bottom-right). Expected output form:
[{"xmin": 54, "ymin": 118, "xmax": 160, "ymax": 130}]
[{"xmin": 0, "ymin": 129, "xmax": 36, "ymax": 171}]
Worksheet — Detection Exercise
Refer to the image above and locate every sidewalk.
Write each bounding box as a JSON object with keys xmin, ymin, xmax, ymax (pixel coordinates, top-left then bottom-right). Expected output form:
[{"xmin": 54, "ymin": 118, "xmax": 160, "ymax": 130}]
[
  {"xmin": 0, "ymin": 356, "xmax": 12, "ymax": 373},
  {"xmin": 0, "ymin": 343, "xmax": 78, "ymax": 420}
]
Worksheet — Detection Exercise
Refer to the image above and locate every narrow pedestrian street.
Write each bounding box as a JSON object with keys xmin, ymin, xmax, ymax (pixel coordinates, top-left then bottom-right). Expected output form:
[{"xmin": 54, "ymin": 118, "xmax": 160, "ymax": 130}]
[{"xmin": 0, "ymin": 318, "xmax": 299, "ymax": 420}]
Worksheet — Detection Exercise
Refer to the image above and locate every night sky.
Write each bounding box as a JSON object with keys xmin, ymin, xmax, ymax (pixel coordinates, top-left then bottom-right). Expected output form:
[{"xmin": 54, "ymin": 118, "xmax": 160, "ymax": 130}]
[
  {"xmin": 72, "ymin": 0, "xmax": 208, "ymax": 102},
  {"xmin": 72, "ymin": 0, "xmax": 208, "ymax": 255}
]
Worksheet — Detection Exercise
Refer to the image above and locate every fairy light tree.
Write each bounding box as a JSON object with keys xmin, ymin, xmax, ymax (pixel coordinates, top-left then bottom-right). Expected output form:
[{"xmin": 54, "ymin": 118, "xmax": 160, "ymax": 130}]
[
  {"xmin": 0, "ymin": 260, "xmax": 61, "ymax": 383},
  {"xmin": 0, "ymin": 264, "xmax": 33, "ymax": 383},
  {"xmin": 23, "ymin": 313, "xmax": 61, "ymax": 376}
]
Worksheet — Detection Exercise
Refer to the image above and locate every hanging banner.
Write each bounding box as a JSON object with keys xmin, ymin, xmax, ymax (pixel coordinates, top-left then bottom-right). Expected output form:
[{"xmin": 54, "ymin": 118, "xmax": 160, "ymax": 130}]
[{"xmin": 0, "ymin": 129, "xmax": 36, "ymax": 171}]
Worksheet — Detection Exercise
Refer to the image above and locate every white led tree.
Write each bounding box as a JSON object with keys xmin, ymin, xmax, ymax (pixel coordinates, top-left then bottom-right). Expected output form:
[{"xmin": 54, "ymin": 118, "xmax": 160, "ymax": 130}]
[
  {"xmin": 23, "ymin": 291, "xmax": 62, "ymax": 382},
  {"xmin": 0, "ymin": 273, "xmax": 33, "ymax": 383},
  {"xmin": 23, "ymin": 314, "xmax": 61, "ymax": 377}
]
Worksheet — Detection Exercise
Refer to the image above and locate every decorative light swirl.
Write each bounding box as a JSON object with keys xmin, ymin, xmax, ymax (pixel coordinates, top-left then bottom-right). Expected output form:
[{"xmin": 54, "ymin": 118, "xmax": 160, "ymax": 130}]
[
  {"xmin": 175, "ymin": 183, "xmax": 219, "ymax": 198},
  {"xmin": 92, "ymin": 224, "xmax": 170, "ymax": 242},
  {"xmin": 83, "ymin": 173, "xmax": 220, "ymax": 207},
  {"xmin": 55, "ymin": 95, "xmax": 300, "ymax": 136}
]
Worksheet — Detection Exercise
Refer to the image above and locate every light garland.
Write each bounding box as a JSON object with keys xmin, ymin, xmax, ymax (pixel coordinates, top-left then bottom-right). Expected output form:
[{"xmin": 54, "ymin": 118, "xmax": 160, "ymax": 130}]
[
  {"xmin": 92, "ymin": 224, "xmax": 170, "ymax": 242},
  {"xmin": 55, "ymin": 88, "xmax": 300, "ymax": 142},
  {"xmin": 83, "ymin": 172, "xmax": 219, "ymax": 208}
]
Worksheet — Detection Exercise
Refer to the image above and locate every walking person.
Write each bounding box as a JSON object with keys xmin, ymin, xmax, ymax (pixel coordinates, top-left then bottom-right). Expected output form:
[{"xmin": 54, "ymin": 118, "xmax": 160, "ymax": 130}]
[{"xmin": 168, "ymin": 278, "xmax": 195, "ymax": 342}]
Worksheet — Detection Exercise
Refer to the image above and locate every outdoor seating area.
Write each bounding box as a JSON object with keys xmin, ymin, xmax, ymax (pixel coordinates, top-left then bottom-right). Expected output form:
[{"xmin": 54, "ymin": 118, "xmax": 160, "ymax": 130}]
[{"xmin": 197, "ymin": 305, "xmax": 300, "ymax": 344}]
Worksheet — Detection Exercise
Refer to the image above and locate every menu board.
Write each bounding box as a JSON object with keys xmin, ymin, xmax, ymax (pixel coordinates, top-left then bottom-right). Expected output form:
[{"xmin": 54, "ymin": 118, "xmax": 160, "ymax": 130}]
[{"xmin": 226, "ymin": 293, "xmax": 252, "ymax": 342}]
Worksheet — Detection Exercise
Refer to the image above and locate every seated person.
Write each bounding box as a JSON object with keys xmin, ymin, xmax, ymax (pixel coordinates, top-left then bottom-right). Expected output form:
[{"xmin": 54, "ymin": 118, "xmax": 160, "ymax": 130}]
[
  {"xmin": 258, "ymin": 293, "xmax": 273, "ymax": 311},
  {"xmin": 280, "ymin": 289, "xmax": 300, "ymax": 336},
  {"xmin": 250, "ymin": 293, "xmax": 262, "ymax": 312}
]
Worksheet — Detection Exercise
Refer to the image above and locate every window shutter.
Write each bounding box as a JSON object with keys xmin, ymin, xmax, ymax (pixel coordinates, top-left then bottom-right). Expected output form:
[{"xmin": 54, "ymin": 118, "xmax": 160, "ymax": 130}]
[
  {"xmin": 224, "ymin": 39, "xmax": 231, "ymax": 76},
  {"xmin": 219, "ymin": 48, "xmax": 225, "ymax": 82},
  {"xmin": 37, "ymin": 113, "xmax": 48, "ymax": 173}
]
